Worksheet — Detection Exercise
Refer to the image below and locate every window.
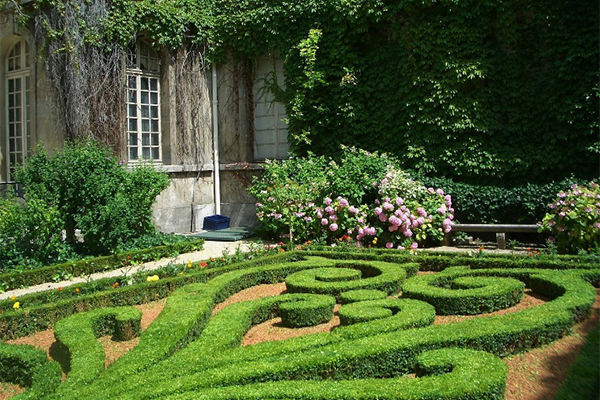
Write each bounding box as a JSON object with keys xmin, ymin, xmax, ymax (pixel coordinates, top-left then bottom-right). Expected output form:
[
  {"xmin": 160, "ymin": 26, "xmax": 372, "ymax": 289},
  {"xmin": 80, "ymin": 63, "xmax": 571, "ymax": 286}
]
[
  {"xmin": 253, "ymin": 55, "xmax": 289, "ymax": 160},
  {"xmin": 5, "ymin": 39, "xmax": 31, "ymax": 180},
  {"xmin": 126, "ymin": 41, "xmax": 161, "ymax": 161}
]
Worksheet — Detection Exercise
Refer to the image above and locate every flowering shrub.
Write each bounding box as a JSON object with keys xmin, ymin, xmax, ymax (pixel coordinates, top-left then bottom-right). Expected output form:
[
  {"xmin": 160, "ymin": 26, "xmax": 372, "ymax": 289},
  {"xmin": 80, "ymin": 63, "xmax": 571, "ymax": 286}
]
[
  {"xmin": 315, "ymin": 196, "xmax": 367, "ymax": 244},
  {"xmin": 540, "ymin": 182, "xmax": 600, "ymax": 254},
  {"xmin": 249, "ymin": 148, "xmax": 454, "ymax": 249}
]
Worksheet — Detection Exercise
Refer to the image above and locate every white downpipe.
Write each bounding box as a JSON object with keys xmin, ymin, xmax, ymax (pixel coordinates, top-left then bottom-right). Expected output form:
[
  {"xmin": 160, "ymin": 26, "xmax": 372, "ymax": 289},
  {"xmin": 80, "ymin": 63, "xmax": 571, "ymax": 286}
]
[{"xmin": 212, "ymin": 63, "xmax": 221, "ymax": 215}]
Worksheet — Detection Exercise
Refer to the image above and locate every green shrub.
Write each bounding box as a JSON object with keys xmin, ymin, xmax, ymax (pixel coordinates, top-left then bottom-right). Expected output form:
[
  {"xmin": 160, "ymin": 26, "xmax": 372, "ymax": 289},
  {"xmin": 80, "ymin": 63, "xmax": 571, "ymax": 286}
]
[
  {"xmin": 0, "ymin": 342, "xmax": 62, "ymax": 398},
  {"xmin": 539, "ymin": 182, "xmax": 600, "ymax": 254},
  {"xmin": 338, "ymin": 289, "xmax": 387, "ymax": 304},
  {"xmin": 0, "ymin": 238, "xmax": 204, "ymax": 291},
  {"xmin": 14, "ymin": 140, "xmax": 169, "ymax": 256},
  {"xmin": 278, "ymin": 294, "xmax": 335, "ymax": 327},
  {"xmin": 402, "ymin": 271, "xmax": 525, "ymax": 315},
  {"xmin": 285, "ymin": 261, "xmax": 415, "ymax": 300},
  {"xmin": 414, "ymin": 174, "xmax": 595, "ymax": 224},
  {"xmin": 0, "ymin": 194, "xmax": 73, "ymax": 269}
]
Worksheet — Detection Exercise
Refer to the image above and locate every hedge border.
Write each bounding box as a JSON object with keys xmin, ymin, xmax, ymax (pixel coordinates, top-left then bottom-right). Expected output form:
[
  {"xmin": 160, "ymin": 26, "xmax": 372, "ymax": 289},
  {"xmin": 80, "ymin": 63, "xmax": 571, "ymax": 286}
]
[
  {"xmin": 402, "ymin": 273, "xmax": 526, "ymax": 315},
  {"xmin": 0, "ymin": 238, "xmax": 205, "ymax": 292},
  {"xmin": 70, "ymin": 266, "xmax": 597, "ymax": 400},
  {"xmin": 339, "ymin": 289, "xmax": 387, "ymax": 304},
  {"xmin": 279, "ymin": 294, "xmax": 336, "ymax": 328}
]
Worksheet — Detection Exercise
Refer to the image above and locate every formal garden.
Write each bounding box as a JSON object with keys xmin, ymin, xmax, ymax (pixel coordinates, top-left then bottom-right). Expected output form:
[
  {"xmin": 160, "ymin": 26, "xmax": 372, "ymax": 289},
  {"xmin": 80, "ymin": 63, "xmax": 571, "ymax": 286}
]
[{"xmin": 1, "ymin": 0, "xmax": 599, "ymax": 398}]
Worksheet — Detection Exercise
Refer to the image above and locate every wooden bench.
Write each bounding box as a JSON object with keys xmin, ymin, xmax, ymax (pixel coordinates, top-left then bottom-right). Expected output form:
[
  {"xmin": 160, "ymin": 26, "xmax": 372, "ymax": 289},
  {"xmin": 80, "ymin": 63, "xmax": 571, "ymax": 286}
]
[{"xmin": 443, "ymin": 224, "xmax": 540, "ymax": 249}]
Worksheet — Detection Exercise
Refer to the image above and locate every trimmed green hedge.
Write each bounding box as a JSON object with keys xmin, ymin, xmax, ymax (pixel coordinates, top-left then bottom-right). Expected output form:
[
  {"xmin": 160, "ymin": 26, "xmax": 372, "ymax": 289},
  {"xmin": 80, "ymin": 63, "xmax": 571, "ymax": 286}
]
[
  {"xmin": 0, "ymin": 342, "xmax": 62, "ymax": 399},
  {"xmin": 56, "ymin": 258, "xmax": 596, "ymax": 400},
  {"xmin": 279, "ymin": 294, "xmax": 336, "ymax": 328},
  {"xmin": 402, "ymin": 270, "xmax": 525, "ymax": 315},
  {"xmin": 0, "ymin": 238, "xmax": 204, "ymax": 292},
  {"xmin": 0, "ymin": 250, "xmax": 597, "ymax": 400},
  {"xmin": 339, "ymin": 289, "xmax": 387, "ymax": 304},
  {"xmin": 285, "ymin": 261, "xmax": 417, "ymax": 301}
]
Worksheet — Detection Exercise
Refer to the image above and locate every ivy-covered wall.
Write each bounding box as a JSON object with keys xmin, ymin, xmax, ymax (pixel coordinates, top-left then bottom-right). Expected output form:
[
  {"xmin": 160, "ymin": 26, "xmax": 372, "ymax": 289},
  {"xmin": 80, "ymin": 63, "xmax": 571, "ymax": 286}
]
[
  {"xmin": 4, "ymin": 0, "xmax": 598, "ymax": 187},
  {"xmin": 213, "ymin": 0, "xmax": 599, "ymax": 185}
]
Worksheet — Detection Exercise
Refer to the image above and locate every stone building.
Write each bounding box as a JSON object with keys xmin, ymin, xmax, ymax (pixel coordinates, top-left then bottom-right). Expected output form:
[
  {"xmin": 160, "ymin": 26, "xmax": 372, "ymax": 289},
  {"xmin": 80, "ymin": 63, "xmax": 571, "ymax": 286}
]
[{"xmin": 0, "ymin": 16, "xmax": 287, "ymax": 233}]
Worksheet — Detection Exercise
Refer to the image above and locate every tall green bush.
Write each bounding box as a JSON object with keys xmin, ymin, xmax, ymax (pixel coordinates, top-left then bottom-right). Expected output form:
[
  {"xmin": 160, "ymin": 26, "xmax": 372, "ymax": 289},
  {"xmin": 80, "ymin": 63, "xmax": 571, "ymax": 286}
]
[{"xmin": 11, "ymin": 140, "xmax": 169, "ymax": 257}]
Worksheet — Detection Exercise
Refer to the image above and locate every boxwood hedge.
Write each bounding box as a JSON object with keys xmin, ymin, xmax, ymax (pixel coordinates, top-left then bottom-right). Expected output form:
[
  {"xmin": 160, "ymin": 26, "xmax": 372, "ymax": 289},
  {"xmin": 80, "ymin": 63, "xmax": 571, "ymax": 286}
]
[{"xmin": 0, "ymin": 249, "xmax": 597, "ymax": 400}]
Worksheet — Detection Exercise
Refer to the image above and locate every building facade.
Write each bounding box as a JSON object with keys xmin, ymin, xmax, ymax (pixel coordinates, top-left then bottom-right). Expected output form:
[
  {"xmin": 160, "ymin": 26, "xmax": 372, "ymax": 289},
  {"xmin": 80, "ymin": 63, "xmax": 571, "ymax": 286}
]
[{"xmin": 0, "ymin": 19, "xmax": 288, "ymax": 232}]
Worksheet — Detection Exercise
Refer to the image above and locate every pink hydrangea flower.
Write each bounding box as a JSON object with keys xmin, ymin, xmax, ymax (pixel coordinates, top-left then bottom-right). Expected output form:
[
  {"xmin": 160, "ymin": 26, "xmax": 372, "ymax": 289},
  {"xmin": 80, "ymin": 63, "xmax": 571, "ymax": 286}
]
[
  {"xmin": 329, "ymin": 223, "xmax": 338, "ymax": 232},
  {"xmin": 321, "ymin": 218, "xmax": 329, "ymax": 226},
  {"xmin": 348, "ymin": 206, "xmax": 359, "ymax": 215},
  {"xmin": 409, "ymin": 242, "xmax": 418, "ymax": 249},
  {"xmin": 385, "ymin": 242, "xmax": 393, "ymax": 249},
  {"xmin": 339, "ymin": 198, "xmax": 349, "ymax": 207},
  {"xmin": 379, "ymin": 213, "xmax": 388, "ymax": 222},
  {"xmin": 324, "ymin": 197, "xmax": 332, "ymax": 205}
]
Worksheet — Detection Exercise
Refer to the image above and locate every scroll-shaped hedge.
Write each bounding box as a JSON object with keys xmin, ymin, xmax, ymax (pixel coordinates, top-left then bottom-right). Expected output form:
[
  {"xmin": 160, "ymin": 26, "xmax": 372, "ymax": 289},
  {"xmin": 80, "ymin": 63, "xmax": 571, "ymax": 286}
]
[
  {"xmin": 285, "ymin": 261, "xmax": 417, "ymax": 300},
  {"xmin": 163, "ymin": 348, "xmax": 507, "ymax": 400},
  {"xmin": 279, "ymin": 294, "xmax": 336, "ymax": 328},
  {"xmin": 402, "ymin": 268, "xmax": 525, "ymax": 315},
  {"xmin": 335, "ymin": 298, "xmax": 435, "ymax": 339},
  {"xmin": 0, "ymin": 342, "xmax": 62, "ymax": 400},
  {"xmin": 52, "ymin": 307, "xmax": 142, "ymax": 393},
  {"xmin": 339, "ymin": 289, "xmax": 387, "ymax": 304}
]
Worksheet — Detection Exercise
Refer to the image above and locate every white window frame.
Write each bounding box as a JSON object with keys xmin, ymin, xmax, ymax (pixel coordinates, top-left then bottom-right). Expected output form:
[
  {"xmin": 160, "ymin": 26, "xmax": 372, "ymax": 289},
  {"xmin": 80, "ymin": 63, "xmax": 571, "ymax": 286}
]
[
  {"xmin": 5, "ymin": 39, "xmax": 31, "ymax": 181},
  {"xmin": 126, "ymin": 41, "xmax": 162, "ymax": 162},
  {"xmin": 253, "ymin": 55, "xmax": 289, "ymax": 160}
]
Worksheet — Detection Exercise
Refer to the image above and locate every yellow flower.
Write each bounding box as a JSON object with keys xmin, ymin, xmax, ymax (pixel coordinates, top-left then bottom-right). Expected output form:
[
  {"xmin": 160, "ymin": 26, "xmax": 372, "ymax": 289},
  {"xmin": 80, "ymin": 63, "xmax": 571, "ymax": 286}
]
[
  {"xmin": 146, "ymin": 275, "xmax": 159, "ymax": 282},
  {"xmin": 12, "ymin": 302, "xmax": 20, "ymax": 310},
  {"xmin": 187, "ymin": 260, "xmax": 192, "ymax": 269},
  {"xmin": 10, "ymin": 295, "xmax": 16, "ymax": 301},
  {"xmin": 372, "ymin": 237, "xmax": 378, "ymax": 244}
]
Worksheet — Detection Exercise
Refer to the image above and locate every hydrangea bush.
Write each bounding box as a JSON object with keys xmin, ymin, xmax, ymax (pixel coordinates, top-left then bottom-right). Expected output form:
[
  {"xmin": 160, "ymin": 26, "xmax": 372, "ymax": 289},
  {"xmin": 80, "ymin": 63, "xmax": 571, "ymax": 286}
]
[
  {"xmin": 540, "ymin": 182, "xmax": 600, "ymax": 254},
  {"xmin": 249, "ymin": 149, "xmax": 454, "ymax": 249}
]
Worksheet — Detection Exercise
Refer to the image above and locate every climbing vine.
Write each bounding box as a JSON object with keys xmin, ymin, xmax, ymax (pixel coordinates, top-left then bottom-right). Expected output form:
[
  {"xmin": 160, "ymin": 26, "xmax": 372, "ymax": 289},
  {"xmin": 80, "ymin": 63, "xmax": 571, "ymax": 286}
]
[{"xmin": 1, "ymin": 0, "xmax": 598, "ymax": 185}]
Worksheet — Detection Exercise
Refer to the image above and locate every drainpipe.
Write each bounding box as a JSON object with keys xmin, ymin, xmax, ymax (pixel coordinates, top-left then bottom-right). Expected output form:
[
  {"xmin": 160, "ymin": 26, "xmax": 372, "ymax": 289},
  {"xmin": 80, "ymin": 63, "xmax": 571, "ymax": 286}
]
[{"xmin": 211, "ymin": 63, "xmax": 221, "ymax": 215}]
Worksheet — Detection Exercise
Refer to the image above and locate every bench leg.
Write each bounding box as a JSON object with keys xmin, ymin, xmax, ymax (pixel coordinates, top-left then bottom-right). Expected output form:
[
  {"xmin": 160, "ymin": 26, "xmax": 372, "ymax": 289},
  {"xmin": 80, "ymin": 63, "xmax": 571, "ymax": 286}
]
[
  {"xmin": 442, "ymin": 233, "xmax": 452, "ymax": 246},
  {"xmin": 496, "ymin": 233, "xmax": 506, "ymax": 249}
]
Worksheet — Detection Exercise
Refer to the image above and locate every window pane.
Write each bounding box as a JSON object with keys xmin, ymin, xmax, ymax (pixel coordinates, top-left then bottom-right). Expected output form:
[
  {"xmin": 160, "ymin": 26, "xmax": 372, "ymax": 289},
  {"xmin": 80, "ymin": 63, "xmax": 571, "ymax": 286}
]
[
  {"xmin": 129, "ymin": 148, "xmax": 138, "ymax": 160},
  {"xmin": 141, "ymin": 91, "xmax": 149, "ymax": 104},
  {"xmin": 128, "ymin": 104, "xmax": 137, "ymax": 117},
  {"xmin": 151, "ymin": 147, "xmax": 159, "ymax": 160},
  {"xmin": 128, "ymin": 119, "xmax": 137, "ymax": 132},
  {"xmin": 141, "ymin": 78, "xmax": 149, "ymax": 90},
  {"xmin": 142, "ymin": 133, "xmax": 150, "ymax": 146},
  {"xmin": 151, "ymin": 133, "xmax": 159, "ymax": 146},
  {"xmin": 150, "ymin": 79, "xmax": 158, "ymax": 91},
  {"xmin": 151, "ymin": 119, "xmax": 159, "ymax": 132},
  {"xmin": 141, "ymin": 106, "xmax": 149, "ymax": 118},
  {"xmin": 150, "ymin": 106, "xmax": 158, "ymax": 118},
  {"xmin": 128, "ymin": 90, "xmax": 136, "ymax": 103},
  {"xmin": 129, "ymin": 133, "xmax": 138, "ymax": 145},
  {"xmin": 142, "ymin": 147, "xmax": 150, "ymax": 159},
  {"xmin": 142, "ymin": 119, "xmax": 150, "ymax": 132},
  {"xmin": 150, "ymin": 92, "xmax": 158, "ymax": 105}
]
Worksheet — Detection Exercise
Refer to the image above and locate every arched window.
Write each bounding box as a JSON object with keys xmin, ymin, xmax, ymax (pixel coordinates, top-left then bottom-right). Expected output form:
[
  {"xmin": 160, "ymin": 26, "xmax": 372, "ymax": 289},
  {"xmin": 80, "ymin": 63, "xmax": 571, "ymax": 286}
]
[
  {"xmin": 5, "ymin": 39, "xmax": 30, "ymax": 180},
  {"xmin": 126, "ymin": 41, "xmax": 161, "ymax": 161}
]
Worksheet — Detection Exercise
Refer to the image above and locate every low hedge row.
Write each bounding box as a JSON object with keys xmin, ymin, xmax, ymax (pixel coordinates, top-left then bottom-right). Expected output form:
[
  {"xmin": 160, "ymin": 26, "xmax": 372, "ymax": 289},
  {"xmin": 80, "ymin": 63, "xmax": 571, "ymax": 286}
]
[
  {"xmin": 166, "ymin": 348, "xmax": 507, "ymax": 400},
  {"xmin": 337, "ymin": 298, "xmax": 435, "ymax": 330},
  {"xmin": 0, "ymin": 342, "xmax": 62, "ymax": 400},
  {"xmin": 285, "ymin": 261, "xmax": 417, "ymax": 301},
  {"xmin": 339, "ymin": 289, "xmax": 387, "ymax": 304},
  {"xmin": 304, "ymin": 249, "xmax": 600, "ymax": 286},
  {"xmin": 279, "ymin": 294, "xmax": 336, "ymax": 328},
  {"xmin": 61, "ymin": 261, "xmax": 597, "ymax": 400},
  {"xmin": 0, "ymin": 252, "xmax": 298, "ymax": 340},
  {"xmin": 402, "ymin": 271, "xmax": 526, "ymax": 315},
  {"xmin": 1, "ymin": 251, "xmax": 597, "ymax": 400},
  {"xmin": 53, "ymin": 307, "xmax": 141, "ymax": 391},
  {"xmin": 0, "ymin": 238, "xmax": 205, "ymax": 292}
]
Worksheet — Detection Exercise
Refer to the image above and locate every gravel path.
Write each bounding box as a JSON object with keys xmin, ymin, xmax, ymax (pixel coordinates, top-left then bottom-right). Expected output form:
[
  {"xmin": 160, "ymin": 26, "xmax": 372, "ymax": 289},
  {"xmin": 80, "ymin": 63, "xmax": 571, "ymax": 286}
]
[{"xmin": 0, "ymin": 240, "xmax": 253, "ymax": 301}]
